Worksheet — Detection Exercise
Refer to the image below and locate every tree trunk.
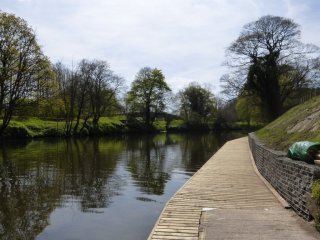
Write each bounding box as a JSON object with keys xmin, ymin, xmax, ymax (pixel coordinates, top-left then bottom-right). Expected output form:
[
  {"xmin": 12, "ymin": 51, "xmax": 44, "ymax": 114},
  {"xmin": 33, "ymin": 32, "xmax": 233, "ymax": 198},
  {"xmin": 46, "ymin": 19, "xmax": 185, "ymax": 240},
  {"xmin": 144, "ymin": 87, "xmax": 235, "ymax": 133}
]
[
  {"xmin": 145, "ymin": 102, "xmax": 150, "ymax": 126},
  {"xmin": 0, "ymin": 108, "xmax": 14, "ymax": 136},
  {"xmin": 265, "ymin": 59, "xmax": 284, "ymax": 120}
]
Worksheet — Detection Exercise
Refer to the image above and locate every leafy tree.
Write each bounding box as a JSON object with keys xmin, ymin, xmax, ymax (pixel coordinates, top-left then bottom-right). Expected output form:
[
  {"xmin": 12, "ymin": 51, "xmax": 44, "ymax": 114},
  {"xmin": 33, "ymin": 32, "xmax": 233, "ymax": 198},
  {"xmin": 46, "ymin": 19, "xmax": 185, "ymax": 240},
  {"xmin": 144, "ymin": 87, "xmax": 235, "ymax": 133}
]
[
  {"xmin": 222, "ymin": 15, "xmax": 319, "ymax": 120},
  {"xmin": 0, "ymin": 12, "xmax": 53, "ymax": 134},
  {"xmin": 235, "ymin": 95, "xmax": 263, "ymax": 126},
  {"xmin": 179, "ymin": 83, "xmax": 216, "ymax": 125},
  {"xmin": 126, "ymin": 67, "xmax": 171, "ymax": 126}
]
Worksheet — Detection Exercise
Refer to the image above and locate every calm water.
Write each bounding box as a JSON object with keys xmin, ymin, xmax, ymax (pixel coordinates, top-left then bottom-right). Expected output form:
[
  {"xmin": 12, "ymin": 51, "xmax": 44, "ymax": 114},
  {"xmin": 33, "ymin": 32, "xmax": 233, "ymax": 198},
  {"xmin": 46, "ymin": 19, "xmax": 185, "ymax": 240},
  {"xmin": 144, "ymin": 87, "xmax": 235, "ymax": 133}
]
[{"xmin": 0, "ymin": 132, "xmax": 244, "ymax": 240}]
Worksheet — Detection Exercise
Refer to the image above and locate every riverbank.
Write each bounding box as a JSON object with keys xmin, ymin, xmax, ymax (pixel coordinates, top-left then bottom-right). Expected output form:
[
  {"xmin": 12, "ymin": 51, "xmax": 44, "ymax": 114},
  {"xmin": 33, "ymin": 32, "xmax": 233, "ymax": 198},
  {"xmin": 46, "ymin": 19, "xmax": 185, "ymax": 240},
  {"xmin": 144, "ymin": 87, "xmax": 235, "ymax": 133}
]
[
  {"xmin": 1, "ymin": 116, "xmax": 183, "ymax": 139},
  {"xmin": 256, "ymin": 96, "xmax": 320, "ymax": 151},
  {"xmin": 0, "ymin": 116, "xmax": 255, "ymax": 140}
]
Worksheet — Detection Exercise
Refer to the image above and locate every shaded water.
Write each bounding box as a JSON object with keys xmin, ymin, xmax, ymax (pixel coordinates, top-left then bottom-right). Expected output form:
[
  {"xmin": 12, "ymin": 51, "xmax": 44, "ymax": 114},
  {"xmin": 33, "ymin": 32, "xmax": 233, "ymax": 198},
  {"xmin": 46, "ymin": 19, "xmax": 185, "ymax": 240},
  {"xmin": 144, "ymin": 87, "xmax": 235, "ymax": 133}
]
[{"xmin": 0, "ymin": 132, "xmax": 244, "ymax": 240}]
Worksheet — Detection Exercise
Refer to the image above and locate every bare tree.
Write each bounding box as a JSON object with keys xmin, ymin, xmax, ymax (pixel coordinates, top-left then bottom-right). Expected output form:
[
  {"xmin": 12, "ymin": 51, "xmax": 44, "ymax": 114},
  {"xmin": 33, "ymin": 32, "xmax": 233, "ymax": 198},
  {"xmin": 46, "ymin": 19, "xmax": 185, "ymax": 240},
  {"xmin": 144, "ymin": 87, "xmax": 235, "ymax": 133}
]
[
  {"xmin": 73, "ymin": 59, "xmax": 94, "ymax": 133},
  {"xmin": 222, "ymin": 15, "xmax": 319, "ymax": 120},
  {"xmin": 54, "ymin": 60, "xmax": 124, "ymax": 135},
  {"xmin": 54, "ymin": 62, "xmax": 78, "ymax": 136},
  {"xmin": 88, "ymin": 60, "xmax": 124, "ymax": 128},
  {"xmin": 0, "ymin": 12, "xmax": 52, "ymax": 134}
]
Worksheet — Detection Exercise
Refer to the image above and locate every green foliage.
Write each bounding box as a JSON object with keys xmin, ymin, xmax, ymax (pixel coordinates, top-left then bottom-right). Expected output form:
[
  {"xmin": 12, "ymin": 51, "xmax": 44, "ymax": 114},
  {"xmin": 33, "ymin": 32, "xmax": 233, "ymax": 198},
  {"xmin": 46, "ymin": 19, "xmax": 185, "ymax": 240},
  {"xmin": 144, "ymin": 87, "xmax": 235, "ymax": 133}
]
[
  {"xmin": 2, "ymin": 123, "xmax": 32, "ymax": 139},
  {"xmin": 3, "ymin": 118, "xmax": 64, "ymax": 139},
  {"xmin": 312, "ymin": 180, "xmax": 320, "ymax": 206},
  {"xmin": 0, "ymin": 116, "xmax": 129, "ymax": 138},
  {"xmin": 315, "ymin": 215, "xmax": 320, "ymax": 232},
  {"xmin": 0, "ymin": 11, "xmax": 53, "ymax": 133},
  {"xmin": 235, "ymin": 95, "xmax": 264, "ymax": 126},
  {"xmin": 225, "ymin": 15, "xmax": 317, "ymax": 121},
  {"xmin": 153, "ymin": 119, "xmax": 166, "ymax": 131},
  {"xmin": 312, "ymin": 180, "xmax": 320, "ymax": 231},
  {"xmin": 169, "ymin": 120, "xmax": 184, "ymax": 129},
  {"xmin": 179, "ymin": 83, "xmax": 216, "ymax": 126},
  {"xmin": 126, "ymin": 67, "xmax": 171, "ymax": 126},
  {"xmin": 99, "ymin": 116, "xmax": 126, "ymax": 125}
]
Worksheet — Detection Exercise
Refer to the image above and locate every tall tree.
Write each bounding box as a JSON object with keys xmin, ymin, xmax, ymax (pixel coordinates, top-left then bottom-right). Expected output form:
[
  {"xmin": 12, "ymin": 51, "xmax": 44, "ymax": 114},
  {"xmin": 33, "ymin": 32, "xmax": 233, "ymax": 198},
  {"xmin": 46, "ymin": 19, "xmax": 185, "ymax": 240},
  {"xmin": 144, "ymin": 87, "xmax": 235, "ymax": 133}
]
[
  {"xmin": 73, "ymin": 59, "xmax": 94, "ymax": 133},
  {"xmin": 222, "ymin": 15, "xmax": 319, "ymax": 120},
  {"xmin": 54, "ymin": 62, "xmax": 78, "ymax": 135},
  {"xmin": 179, "ymin": 83, "xmax": 216, "ymax": 124},
  {"xmin": 0, "ymin": 12, "xmax": 52, "ymax": 134},
  {"xmin": 88, "ymin": 60, "xmax": 123, "ymax": 128},
  {"xmin": 126, "ymin": 67, "xmax": 171, "ymax": 126},
  {"xmin": 235, "ymin": 95, "xmax": 263, "ymax": 126},
  {"xmin": 54, "ymin": 60, "xmax": 124, "ymax": 134}
]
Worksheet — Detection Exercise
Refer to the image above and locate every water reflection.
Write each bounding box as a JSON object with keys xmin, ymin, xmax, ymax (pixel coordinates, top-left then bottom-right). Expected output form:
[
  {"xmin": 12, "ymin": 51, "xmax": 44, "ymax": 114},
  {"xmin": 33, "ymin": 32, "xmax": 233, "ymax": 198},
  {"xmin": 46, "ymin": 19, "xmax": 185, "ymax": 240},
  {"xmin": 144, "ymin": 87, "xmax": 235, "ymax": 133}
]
[
  {"xmin": 0, "ymin": 132, "xmax": 244, "ymax": 240},
  {"xmin": 0, "ymin": 138, "xmax": 125, "ymax": 239},
  {"xmin": 0, "ymin": 146, "xmax": 62, "ymax": 240},
  {"xmin": 126, "ymin": 134, "xmax": 170, "ymax": 195},
  {"xmin": 59, "ymin": 139, "xmax": 124, "ymax": 211}
]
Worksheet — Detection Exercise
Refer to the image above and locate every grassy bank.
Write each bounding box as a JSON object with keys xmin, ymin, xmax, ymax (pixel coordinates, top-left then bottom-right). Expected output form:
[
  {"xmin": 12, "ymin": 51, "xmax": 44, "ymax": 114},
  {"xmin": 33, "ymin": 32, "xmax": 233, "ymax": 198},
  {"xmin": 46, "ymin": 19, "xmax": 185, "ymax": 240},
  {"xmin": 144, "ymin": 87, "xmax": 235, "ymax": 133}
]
[
  {"xmin": 256, "ymin": 96, "xmax": 320, "ymax": 151},
  {"xmin": 1, "ymin": 116, "xmax": 188, "ymax": 139}
]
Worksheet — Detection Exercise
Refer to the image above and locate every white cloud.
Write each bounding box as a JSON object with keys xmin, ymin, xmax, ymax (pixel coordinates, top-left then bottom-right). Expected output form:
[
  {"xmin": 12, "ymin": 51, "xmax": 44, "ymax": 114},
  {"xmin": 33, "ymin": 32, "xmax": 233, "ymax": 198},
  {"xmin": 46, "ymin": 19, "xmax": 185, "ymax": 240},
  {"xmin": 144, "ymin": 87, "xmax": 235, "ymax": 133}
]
[{"xmin": 2, "ymin": 0, "xmax": 320, "ymax": 94}]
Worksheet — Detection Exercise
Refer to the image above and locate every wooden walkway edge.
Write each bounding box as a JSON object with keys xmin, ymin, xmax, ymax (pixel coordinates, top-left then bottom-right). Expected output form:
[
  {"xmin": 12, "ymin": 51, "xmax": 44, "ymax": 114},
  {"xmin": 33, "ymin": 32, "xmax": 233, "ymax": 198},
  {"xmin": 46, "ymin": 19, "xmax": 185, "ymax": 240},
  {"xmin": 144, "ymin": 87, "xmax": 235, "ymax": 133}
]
[{"xmin": 148, "ymin": 137, "xmax": 320, "ymax": 240}]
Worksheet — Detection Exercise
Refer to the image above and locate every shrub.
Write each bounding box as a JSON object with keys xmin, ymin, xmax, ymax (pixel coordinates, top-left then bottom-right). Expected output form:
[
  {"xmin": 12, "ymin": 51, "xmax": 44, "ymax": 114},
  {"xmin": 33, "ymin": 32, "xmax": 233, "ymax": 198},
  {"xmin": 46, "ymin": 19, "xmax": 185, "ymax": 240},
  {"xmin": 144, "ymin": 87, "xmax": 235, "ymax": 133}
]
[
  {"xmin": 312, "ymin": 180, "xmax": 320, "ymax": 206},
  {"xmin": 312, "ymin": 180, "xmax": 320, "ymax": 231},
  {"xmin": 3, "ymin": 125, "xmax": 31, "ymax": 138}
]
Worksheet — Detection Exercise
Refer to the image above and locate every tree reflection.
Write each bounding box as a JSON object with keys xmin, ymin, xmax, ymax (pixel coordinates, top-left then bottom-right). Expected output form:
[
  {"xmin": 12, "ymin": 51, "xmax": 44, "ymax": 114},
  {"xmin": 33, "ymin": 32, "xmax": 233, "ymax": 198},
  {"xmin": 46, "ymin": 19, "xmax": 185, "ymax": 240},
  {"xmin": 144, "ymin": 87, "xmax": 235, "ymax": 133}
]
[
  {"xmin": 0, "ymin": 132, "xmax": 243, "ymax": 239},
  {"xmin": 179, "ymin": 133, "xmax": 221, "ymax": 172},
  {"xmin": 126, "ymin": 134, "xmax": 170, "ymax": 195},
  {"xmin": 0, "ymin": 137, "xmax": 125, "ymax": 239},
  {"xmin": 0, "ymin": 147, "xmax": 62, "ymax": 240},
  {"xmin": 179, "ymin": 132, "xmax": 245, "ymax": 172},
  {"xmin": 60, "ymin": 138, "xmax": 124, "ymax": 211}
]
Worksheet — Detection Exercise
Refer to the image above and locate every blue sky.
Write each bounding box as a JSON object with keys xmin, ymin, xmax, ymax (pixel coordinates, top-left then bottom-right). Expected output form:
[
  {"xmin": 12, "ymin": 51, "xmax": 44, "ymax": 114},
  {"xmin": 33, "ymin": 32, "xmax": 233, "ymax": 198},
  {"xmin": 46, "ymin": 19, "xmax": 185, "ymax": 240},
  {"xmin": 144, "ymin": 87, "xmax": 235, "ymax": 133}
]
[{"xmin": 2, "ymin": 0, "xmax": 320, "ymax": 93}]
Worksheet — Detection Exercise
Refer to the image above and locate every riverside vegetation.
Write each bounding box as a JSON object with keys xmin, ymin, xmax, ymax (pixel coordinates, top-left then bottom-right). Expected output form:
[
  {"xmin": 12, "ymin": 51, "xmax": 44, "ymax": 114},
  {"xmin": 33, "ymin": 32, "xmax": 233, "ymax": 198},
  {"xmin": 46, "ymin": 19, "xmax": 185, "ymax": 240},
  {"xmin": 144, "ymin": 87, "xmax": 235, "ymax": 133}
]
[
  {"xmin": 1, "ymin": 12, "xmax": 320, "ymax": 139},
  {"xmin": 312, "ymin": 180, "xmax": 320, "ymax": 231},
  {"xmin": 2, "ymin": 116, "xmax": 187, "ymax": 139}
]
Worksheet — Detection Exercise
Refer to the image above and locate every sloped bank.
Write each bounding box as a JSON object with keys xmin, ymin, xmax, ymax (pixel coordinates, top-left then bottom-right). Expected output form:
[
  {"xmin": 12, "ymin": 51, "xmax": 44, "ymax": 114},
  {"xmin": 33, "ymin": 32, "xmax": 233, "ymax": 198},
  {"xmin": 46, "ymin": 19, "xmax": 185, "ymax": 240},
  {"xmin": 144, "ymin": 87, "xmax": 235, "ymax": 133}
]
[{"xmin": 249, "ymin": 133, "xmax": 320, "ymax": 220}]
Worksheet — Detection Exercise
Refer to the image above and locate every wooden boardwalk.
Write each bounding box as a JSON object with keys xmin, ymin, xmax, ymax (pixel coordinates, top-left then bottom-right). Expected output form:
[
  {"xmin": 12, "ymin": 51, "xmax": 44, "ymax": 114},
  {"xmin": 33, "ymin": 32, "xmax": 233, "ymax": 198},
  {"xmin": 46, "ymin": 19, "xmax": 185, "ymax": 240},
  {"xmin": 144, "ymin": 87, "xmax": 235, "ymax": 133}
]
[{"xmin": 148, "ymin": 137, "xmax": 319, "ymax": 240}]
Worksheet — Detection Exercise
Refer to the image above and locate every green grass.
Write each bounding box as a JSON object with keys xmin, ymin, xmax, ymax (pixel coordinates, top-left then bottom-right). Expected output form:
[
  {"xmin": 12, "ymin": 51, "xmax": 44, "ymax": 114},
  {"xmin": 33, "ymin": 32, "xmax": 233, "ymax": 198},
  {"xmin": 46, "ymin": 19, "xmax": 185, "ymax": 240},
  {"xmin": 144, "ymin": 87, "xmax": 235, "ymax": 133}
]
[
  {"xmin": 256, "ymin": 96, "xmax": 320, "ymax": 151},
  {"xmin": 3, "ymin": 116, "xmax": 128, "ymax": 138},
  {"xmin": 6, "ymin": 117, "xmax": 65, "ymax": 138},
  {"xmin": 312, "ymin": 180, "xmax": 320, "ymax": 231},
  {"xmin": 153, "ymin": 119, "xmax": 166, "ymax": 131},
  {"xmin": 312, "ymin": 180, "xmax": 320, "ymax": 206},
  {"xmin": 169, "ymin": 119, "xmax": 184, "ymax": 129},
  {"xmin": 99, "ymin": 115, "xmax": 126, "ymax": 125},
  {"xmin": 153, "ymin": 119, "xmax": 187, "ymax": 131},
  {"xmin": 2, "ymin": 115, "xmax": 187, "ymax": 138}
]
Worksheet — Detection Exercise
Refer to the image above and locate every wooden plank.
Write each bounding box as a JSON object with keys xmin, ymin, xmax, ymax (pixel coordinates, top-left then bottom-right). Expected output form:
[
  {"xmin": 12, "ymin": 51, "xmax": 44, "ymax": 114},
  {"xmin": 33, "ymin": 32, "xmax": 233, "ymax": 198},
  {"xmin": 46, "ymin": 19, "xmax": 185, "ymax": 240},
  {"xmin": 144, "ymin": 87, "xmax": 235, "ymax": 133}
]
[{"xmin": 148, "ymin": 137, "xmax": 320, "ymax": 240}]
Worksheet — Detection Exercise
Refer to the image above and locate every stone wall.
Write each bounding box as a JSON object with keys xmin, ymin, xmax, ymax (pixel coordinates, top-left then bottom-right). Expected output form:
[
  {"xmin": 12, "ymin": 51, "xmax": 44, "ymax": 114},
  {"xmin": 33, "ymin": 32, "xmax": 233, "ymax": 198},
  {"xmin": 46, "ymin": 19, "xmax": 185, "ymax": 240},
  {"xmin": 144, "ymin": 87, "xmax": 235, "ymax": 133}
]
[{"xmin": 248, "ymin": 133, "xmax": 320, "ymax": 220}]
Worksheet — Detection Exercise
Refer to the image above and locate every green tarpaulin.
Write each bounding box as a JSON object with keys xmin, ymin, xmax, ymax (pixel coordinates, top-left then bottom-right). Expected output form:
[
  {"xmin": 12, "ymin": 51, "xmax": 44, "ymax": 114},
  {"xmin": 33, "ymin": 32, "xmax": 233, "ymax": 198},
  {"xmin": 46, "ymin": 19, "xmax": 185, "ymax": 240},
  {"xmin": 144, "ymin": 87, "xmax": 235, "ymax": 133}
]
[{"xmin": 287, "ymin": 141, "xmax": 320, "ymax": 164}]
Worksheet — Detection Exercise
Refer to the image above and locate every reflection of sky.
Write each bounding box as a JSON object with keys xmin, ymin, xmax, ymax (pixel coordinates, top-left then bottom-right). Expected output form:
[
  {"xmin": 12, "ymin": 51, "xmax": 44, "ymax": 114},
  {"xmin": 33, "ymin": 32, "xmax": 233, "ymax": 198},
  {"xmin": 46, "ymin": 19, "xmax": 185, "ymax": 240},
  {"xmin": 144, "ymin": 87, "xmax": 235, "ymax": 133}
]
[{"xmin": 36, "ymin": 163, "xmax": 188, "ymax": 240}]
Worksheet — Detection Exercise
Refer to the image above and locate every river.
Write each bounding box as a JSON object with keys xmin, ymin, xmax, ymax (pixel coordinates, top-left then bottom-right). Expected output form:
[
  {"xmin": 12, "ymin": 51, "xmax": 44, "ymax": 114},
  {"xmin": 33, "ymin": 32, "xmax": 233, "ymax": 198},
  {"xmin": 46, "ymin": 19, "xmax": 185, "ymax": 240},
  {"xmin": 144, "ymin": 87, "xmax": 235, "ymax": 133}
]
[{"xmin": 0, "ymin": 132, "xmax": 244, "ymax": 240}]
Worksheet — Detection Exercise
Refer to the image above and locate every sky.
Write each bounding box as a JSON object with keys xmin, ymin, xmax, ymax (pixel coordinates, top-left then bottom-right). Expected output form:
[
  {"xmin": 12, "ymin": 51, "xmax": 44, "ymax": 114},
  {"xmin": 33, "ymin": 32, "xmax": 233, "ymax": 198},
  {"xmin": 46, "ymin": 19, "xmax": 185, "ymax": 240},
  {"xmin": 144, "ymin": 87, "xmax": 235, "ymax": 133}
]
[{"xmin": 2, "ymin": 0, "xmax": 320, "ymax": 94}]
